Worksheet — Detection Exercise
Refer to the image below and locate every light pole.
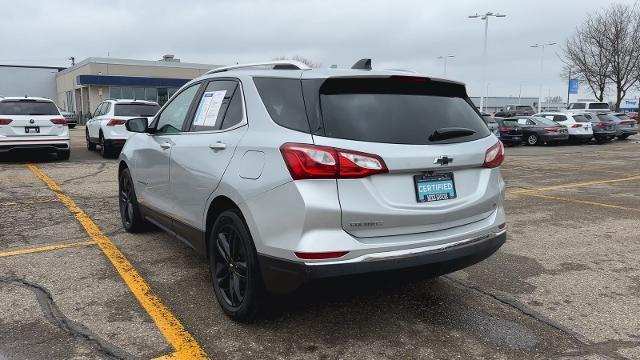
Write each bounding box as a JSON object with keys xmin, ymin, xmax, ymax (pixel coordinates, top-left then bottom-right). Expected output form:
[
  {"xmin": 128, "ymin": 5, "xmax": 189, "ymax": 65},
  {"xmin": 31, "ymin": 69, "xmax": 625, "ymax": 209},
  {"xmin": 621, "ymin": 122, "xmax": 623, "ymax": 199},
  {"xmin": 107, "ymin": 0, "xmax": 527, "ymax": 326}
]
[
  {"xmin": 469, "ymin": 12, "xmax": 506, "ymax": 113},
  {"xmin": 531, "ymin": 42, "xmax": 556, "ymax": 112},
  {"xmin": 436, "ymin": 55, "xmax": 455, "ymax": 77}
]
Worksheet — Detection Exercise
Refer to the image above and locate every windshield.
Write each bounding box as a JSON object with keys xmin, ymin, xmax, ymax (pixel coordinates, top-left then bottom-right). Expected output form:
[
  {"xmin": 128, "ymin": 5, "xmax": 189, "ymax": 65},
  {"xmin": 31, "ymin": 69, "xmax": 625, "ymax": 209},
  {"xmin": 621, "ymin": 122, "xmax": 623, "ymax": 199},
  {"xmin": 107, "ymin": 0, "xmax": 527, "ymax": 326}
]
[
  {"xmin": 532, "ymin": 117, "xmax": 558, "ymax": 126},
  {"xmin": 597, "ymin": 114, "xmax": 613, "ymax": 121},
  {"xmin": 114, "ymin": 103, "xmax": 160, "ymax": 117},
  {"xmin": 615, "ymin": 114, "xmax": 631, "ymax": 120},
  {"xmin": 315, "ymin": 77, "xmax": 490, "ymax": 145},
  {"xmin": 572, "ymin": 115, "xmax": 590, "ymax": 123},
  {"xmin": 503, "ymin": 120, "xmax": 519, "ymax": 127},
  {"xmin": 0, "ymin": 100, "xmax": 59, "ymax": 115},
  {"xmin": 589, "ymin": 103, "xmax": 609, "ymax": 109}
]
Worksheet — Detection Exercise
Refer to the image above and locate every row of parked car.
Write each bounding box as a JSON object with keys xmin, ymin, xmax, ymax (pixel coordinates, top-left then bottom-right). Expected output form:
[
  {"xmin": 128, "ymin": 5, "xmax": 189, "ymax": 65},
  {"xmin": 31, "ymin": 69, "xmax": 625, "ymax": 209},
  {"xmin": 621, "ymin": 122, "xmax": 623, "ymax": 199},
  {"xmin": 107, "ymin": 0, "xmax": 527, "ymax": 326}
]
[{"xmin": 482, "ymin": 102, "xmax": 638, "ymax": 146}]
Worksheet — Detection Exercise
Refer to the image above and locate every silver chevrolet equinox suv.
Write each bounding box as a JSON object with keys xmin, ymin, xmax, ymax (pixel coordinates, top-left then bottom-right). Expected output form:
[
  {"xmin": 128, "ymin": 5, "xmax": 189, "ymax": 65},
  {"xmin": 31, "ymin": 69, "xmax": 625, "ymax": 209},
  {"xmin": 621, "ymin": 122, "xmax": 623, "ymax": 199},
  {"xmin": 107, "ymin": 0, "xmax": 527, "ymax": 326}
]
[{"xmin": 118, "ymin": 59, "xmax": 507, "ymax": 320}]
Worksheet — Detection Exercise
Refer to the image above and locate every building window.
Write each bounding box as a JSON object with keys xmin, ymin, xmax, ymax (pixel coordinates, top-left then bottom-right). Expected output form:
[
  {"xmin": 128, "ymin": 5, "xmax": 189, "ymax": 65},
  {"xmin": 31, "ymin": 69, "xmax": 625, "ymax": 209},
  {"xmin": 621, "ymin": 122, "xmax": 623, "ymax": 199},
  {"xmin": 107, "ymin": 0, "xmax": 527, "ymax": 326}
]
[
  {"xmin": 110, "ymin": 87, "xmax": 122, "ymax": 99},
  {"xmin": 145, "ymin": 88, "xmax": 157, "ymax": 102},
  {"xmin": 134, "ymin": 87, "xmax": 145, "ymax": 100},
  {"xmin": 122, "ymin": 87, "xmax": 134, "ymax": 99}
]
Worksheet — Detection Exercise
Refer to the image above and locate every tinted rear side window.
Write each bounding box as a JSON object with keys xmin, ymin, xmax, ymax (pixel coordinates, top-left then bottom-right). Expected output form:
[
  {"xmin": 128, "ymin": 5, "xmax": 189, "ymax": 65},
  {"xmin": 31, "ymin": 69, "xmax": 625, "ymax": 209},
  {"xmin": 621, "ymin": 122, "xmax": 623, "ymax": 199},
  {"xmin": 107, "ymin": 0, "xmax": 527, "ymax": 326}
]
[
  {"xmin": 114, "ymin": 103, "xmax": 160, "ymax": 117},
  {"xmin": 589, "ymin": 103, "xmax": 609, "ymax": 110},
  {"xmin": 597, "ymin": 114, "xmax": 613, "ymax": 121},
  {"xmin": 570, "ymin": 103, "xmax": 586, "ymax": 109},
  {"xmin": 314, "ymin": 77, "xmax": 489, "ymax": 145},
  {"xmin": 253, "ymin": 77, "xmax": 310, "ymax": 133},
  {"xmin": 0, "ymin": 100, "xmax": 59, "ymax": 115}
]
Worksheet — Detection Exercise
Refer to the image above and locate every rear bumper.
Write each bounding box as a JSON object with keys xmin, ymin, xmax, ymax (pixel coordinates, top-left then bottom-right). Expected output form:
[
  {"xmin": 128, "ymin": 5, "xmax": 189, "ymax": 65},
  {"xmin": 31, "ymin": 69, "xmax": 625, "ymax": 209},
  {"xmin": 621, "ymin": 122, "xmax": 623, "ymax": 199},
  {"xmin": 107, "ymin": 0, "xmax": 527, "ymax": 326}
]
[
  {"xmin": 258, "ymin": 230, "xmax": 506, "ymax": 293},
  {"xmin": 104, "ymin": 138, "xmax": 128, "ymax": 148},
  {"xmin": 541, "ymin": 134, "xmax": 569, "ymax": 142},
  {"xmin": 617, "ymin": 128, "xmax": 638, "ymax": 136},
  {"xmin": 0, "ymin": 139, "xmax": 70, "ymax": 153},
  {"xmin": 499, "ymin": 135, "xmax": 522, "ymax": 144},
  {"xmin": 569, "ymin": 134, "xmax": 593, "ymax": 140}
]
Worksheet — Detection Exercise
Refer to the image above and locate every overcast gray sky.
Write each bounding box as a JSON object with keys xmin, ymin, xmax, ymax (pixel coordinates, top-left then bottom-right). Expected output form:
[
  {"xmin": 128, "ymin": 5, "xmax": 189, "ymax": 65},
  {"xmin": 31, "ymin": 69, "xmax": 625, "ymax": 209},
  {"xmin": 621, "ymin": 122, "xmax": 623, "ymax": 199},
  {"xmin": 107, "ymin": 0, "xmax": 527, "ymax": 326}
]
[{"xmin": 1, "ymin": 0, "xmax": 635, "ymax": 100}]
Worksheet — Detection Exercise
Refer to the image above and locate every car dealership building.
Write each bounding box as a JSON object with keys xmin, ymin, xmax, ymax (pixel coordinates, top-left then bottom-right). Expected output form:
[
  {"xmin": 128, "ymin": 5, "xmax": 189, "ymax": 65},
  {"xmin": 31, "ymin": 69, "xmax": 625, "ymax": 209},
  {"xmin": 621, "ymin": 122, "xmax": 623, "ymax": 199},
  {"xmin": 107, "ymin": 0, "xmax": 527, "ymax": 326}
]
[{"xmin": 0, "ymin": 55, "xmax": 220, "ymax": 122}]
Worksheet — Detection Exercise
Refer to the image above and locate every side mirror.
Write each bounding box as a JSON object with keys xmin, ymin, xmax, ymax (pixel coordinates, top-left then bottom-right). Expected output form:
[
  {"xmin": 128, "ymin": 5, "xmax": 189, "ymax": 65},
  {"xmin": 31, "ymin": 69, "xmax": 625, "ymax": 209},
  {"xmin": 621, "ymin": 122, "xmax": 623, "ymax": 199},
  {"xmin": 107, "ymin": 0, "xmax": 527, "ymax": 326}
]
[{"xmin": 126, "ymin": 117, "xmax": 149, "ymax": 133}]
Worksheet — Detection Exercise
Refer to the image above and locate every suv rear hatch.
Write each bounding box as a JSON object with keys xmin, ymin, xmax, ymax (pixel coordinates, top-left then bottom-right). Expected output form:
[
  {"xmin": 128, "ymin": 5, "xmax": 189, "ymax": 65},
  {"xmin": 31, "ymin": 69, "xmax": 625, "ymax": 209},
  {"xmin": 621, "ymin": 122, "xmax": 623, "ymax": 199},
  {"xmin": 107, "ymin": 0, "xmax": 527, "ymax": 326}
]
[
  {"xmin": 301, "ymin": 76, "xmax": 501, "ymax": 239},
  {"xmin": 0, "ymin": 99, "xmax": 66, "ymax": 138}
]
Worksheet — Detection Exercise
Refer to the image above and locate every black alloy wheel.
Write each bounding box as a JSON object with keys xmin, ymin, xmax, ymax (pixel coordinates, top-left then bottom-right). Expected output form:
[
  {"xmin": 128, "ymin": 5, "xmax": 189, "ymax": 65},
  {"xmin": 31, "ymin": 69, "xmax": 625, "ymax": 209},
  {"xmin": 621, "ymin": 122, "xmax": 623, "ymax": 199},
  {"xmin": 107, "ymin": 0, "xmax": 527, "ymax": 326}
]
[
  {"xmin": 118, "ymin": 168, "xmax": 145, "ymax": 232},
  {"xmin": 209, "ymin": 210, "xmax": 261, "ymax": 321}
]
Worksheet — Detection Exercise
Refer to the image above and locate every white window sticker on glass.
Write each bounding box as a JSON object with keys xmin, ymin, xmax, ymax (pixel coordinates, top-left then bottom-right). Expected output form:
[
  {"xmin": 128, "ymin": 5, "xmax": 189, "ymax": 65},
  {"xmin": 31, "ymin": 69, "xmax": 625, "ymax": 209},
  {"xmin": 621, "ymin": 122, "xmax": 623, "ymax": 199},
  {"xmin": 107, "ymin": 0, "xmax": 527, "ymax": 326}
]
[{"xmin": 193, "ymin": 90, "xmax": 227, "ymax": 127}]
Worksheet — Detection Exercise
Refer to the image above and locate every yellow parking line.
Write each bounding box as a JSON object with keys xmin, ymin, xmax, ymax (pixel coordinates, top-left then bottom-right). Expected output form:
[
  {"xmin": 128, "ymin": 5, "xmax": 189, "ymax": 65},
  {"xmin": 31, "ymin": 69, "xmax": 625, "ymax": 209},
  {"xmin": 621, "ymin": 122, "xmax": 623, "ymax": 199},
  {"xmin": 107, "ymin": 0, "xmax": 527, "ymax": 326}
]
[
  {"xmin": 521, "ymin": 192, "xmax": 640, "ymax": 213},
  {"xmin": 26, "ymin": 163, "xmax": 208, "ymax": 360},
  {"xmin": 0, "ymin": 241, "xmax": 95, "ymax": 258},
  {"xmin": 510, "ymin": 174, "xmax": 640, "ymax": 195}
]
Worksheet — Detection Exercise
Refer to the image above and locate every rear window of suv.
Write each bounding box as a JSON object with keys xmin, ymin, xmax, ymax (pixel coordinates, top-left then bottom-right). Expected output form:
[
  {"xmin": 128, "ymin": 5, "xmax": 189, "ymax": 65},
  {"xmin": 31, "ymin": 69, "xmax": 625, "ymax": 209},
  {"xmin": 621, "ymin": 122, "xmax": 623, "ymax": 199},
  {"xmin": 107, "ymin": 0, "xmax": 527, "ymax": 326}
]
[
  {"xmin": 114, "ymin": 103, "xmax": 160, "ymax": 117},
  {"xmin": 589, "ymin": 103, "xmax": 609, "ymax": 110},
  {"xmin": 0, "ymin": 100, "xmax": 59, "ymax": 115},
  {"xmin": 572, "ymin": 115, "xmax": 590, "ymax": 122},
  {"xmin": 307, "ymin": 77, "xmax": 490, "ymax": 145}
]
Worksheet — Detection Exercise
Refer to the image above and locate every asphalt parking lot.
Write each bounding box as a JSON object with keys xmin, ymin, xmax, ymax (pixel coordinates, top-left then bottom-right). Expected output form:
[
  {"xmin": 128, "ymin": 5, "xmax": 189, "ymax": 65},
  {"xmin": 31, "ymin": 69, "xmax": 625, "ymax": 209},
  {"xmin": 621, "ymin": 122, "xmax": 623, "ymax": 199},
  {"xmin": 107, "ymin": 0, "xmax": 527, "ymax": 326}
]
[{"xmin": 1, "ymin": 127, "xmax": 639, "ymax": 360}]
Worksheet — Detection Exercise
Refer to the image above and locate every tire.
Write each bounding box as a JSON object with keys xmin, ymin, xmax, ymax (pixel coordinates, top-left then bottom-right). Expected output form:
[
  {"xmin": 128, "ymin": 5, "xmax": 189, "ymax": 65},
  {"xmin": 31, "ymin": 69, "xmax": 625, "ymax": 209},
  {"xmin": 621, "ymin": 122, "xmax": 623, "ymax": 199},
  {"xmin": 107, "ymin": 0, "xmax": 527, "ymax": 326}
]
[
  {"xmin": 118, "ymin": 168, "xmax": 147, "ymax": 233},
  {"xmin": 86, "ymin": 129, "xmax": 96, "ymax": 150},
  {"xmin": 209, "ymin": 209, "xmax": 263, "ymax": 321},
  {"xmin": 99, "ymin": 132, "xmax": 113, "ymax": 158},
  {"xmin": 526, "ymin": 134, "xmax": 539, "ymax": 146},
  {"xmin": 57, "ymin": 149, "xmax": 70, "ymax": 160},
  {"xmin": 68, "ymin": 124, "xmax": 76, "ymax": 129}
]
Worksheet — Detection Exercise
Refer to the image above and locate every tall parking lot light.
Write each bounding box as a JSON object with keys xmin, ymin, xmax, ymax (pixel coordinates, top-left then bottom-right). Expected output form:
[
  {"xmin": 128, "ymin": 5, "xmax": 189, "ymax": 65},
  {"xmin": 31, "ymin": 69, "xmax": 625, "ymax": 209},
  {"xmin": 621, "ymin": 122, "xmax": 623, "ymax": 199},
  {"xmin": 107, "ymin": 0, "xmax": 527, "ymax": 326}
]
[
  {"xmin": 531, "ymin": 42, "xmax": 556, "ymax": 112},
  {"xmin": 469, "ymin": 12, "xmax": 506, "ymax": 113},
  {"xmin": 437, "ymin": 55, "xmax": 455, "ymax": 77}
]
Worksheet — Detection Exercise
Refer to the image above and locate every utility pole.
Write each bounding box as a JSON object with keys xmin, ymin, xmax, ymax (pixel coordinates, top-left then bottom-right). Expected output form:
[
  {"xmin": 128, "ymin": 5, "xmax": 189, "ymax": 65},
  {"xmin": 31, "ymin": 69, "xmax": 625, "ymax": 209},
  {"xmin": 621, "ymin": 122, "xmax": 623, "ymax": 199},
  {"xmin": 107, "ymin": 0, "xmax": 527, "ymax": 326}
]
[
  {"xmin": 436, "ymin": 55, "xmax": 455, "ymax": 77},
  {"xmin": 469, "ymin": 12, "xmax": 507, "ymax": 113},
  {"xmin": 531, "ymin": 42, "xmax": 556, "ymax": 113}
]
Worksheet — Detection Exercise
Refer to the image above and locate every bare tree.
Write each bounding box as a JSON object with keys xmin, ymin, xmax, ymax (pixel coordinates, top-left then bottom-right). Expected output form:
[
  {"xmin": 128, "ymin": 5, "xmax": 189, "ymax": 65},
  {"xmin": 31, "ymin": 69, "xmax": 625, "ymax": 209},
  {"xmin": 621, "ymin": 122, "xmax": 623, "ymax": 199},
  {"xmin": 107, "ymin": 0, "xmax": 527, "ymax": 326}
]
[
  {"xmin": 604, "ymin": 4, "xmax": 640, "ymax": 111},
  {"xmin": 272, "ymin": 55, "xmax": 321, "ymax": 68},
  {"xmin": 563, "ymin": 12, "xmax": 610, "ymax": 102}
]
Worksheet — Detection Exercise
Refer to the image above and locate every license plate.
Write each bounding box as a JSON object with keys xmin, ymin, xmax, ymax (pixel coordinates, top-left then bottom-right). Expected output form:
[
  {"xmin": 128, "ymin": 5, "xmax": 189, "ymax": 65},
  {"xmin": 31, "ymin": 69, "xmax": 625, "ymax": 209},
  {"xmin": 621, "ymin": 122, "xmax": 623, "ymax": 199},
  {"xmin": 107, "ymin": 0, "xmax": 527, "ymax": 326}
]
[
  {"xmin": 414, "ymin": 172, "xmax": 457, "ymax": 203},
  {"xmin": 24, "ymin": 126, "xmax": 40, "ymax": 134}
]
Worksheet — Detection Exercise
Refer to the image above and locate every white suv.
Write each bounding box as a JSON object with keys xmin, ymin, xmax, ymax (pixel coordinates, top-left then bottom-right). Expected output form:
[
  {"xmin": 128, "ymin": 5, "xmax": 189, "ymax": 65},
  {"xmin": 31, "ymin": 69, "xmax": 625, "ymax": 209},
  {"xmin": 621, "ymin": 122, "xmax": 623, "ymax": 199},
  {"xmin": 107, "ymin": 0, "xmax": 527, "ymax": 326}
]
[
  {"xmin": 535, "ymin": 112, "xmax": 594, "ymax": 143},
  {"xmin": 86, "ymin": 99, "xmax": 160, "ymax": 157},
  {"xmin": 0, "ymin": 97, "xmax": 70, "ymax": 160}
]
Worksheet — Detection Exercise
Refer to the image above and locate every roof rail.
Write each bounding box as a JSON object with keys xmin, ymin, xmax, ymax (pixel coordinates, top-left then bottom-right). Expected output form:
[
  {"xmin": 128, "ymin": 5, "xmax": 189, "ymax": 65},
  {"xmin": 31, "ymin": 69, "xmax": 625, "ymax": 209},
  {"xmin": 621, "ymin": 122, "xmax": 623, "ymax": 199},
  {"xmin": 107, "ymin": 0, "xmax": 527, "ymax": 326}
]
[{"xmin": 206, "ymin": 60, "xmax": 312, "ymax": 74}]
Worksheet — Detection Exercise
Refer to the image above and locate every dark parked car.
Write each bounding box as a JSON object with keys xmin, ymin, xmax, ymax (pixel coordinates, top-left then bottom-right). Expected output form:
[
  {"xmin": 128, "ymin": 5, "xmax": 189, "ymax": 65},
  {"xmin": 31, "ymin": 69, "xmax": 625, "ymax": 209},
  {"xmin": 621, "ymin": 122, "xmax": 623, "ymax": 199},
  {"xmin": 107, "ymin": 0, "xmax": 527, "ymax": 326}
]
[
  {"xmin": 60, "ymin": 110, "xmax": 78, "ymax": 128},
  {"xmin": 494, "ymin": 118, "xmax": 523, "ymax": 145},
  {"xmin": 610, "ymin": 113, "xmax": 639, "ymax": 139},
  {"xmin": 505, "ymin": 116, "xmax": 569, "ymax": 145},
  {"xmin": 494, "ymin": 105, "xmax": 535, "ymax": 117},
  {"xmin": 587, "ymin": 113, "xmax": 618, "ymax": 143}
]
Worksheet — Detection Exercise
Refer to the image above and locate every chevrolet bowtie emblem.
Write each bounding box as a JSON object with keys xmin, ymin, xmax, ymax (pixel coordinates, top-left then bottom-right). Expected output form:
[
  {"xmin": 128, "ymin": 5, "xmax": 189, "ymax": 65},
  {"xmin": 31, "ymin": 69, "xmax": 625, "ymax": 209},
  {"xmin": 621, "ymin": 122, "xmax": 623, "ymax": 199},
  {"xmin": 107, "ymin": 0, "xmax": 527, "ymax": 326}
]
[{"xmin": 434, "ymin": 155, "xmax": 453, "ymax": 166}]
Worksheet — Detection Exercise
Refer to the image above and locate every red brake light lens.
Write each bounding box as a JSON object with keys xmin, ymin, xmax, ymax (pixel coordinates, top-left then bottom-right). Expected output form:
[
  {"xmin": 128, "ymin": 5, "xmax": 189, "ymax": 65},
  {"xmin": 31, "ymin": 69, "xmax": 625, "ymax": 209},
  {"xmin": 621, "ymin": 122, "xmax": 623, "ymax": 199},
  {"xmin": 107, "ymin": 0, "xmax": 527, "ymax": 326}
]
[
  {"xmin": 620, "ymin": 121, "xmax": 636, "ymax": 126},
  {"xmin": 280, "ymin": 143, "xmax": 388, "ymax": 180},
  {"xmin": 498, "ymin": 127, "xmax": 510, "ymax": 132},
  {"xmin": 571, "ymin": 123, "xmax": 581, "ymax": 128},
  {"xmin": 0, "ymin": 119, "xmax": 12, "ymax": 125},
  {"xmin": 50, "ymin": 118, "xmax": 66, "ymax": 125},
  {"xmin": 483, "ymin": 141, "xmax": 504, "ymax": 168},
  {"xmin": 595, "ymin": 122, "xmax": 608, "ymax": 126},
  {"xmin": 543, "ymin": 127, "xmax": 558, "ymax": 132},
  {"xmin": 107, "ymin": 119, "xmax": 127, "ymax": 126},
  {"xmin": 294, "ymin": 251, "xmax": 349, "ymax": 260}
]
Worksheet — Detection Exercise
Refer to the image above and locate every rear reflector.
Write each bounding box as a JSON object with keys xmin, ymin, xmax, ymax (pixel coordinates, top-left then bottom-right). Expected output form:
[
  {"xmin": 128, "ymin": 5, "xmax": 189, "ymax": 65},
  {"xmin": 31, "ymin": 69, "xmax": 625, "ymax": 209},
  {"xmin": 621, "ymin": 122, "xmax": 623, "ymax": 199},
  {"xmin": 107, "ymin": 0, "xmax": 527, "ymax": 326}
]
[
  {"xmin": 107, "ymin": 119, "xmax": 127, "ymax": 126},
  {"xmin": 50, "ymin": 118, "xmax": 66, "ymax": 125},
  {"xmin": 0, "ymin": 119, "xmax": 12, "ymax": 125},
  {"xmin": 498, "ymin": 223, "xmax": 506, "ymax": 229},
  {"xmin": 482, "ymin": 141, "xmax": 504, "ymax": 168},
  {"xmin": 280, "ymin": 143, "xmax": 388, "ymax": 180},
  {"xmin": 295, "ymin": 251, "xmax": 349, "ymax": 260}
]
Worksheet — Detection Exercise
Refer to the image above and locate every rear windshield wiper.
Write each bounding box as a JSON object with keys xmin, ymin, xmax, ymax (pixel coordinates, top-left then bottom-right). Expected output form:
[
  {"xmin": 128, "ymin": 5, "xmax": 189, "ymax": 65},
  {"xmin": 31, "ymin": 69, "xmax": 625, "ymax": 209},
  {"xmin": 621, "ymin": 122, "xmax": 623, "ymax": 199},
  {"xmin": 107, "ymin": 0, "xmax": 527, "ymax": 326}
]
[{"xmin": 428, "ymin": 127, "xmax": 476, "ymax": 142}]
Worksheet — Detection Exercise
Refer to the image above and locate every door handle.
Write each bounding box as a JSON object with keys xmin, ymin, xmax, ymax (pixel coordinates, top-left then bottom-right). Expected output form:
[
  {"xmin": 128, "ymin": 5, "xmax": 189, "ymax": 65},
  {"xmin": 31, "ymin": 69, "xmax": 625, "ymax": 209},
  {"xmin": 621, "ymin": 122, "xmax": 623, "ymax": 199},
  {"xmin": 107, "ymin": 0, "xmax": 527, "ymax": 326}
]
[
  {"xmin": 209, "ymin": 142, "xmax": 227, "ymax": 150},
  {"xmin": 160, "ymin": 142, "xmax": 172, "ymax": 150}
]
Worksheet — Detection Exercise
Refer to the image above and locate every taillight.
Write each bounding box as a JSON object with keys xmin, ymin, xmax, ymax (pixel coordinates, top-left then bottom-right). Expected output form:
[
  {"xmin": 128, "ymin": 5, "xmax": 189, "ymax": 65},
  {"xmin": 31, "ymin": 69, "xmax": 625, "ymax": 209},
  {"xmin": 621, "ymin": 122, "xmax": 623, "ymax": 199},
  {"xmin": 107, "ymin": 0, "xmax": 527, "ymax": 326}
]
[
  {"xmin": 280, "ymin": 143, "xmax": 388, "ymax": 180},
  {"xmin": 483, "ymin": 141, "xmax": 504, "ymax": 168},
  {"xmin": 571, "ymin": 124, "xmax": 581, "ymax": 128},
  {"xmin": 620, "ymin": 121, "xmax": 636, "ymax": 126},
  {"xmin": 499, "ymin": 127, "xmax": 510, "ymax": 132},
  {"xmin": 543, "ymin": 127, "xmax": 558, "ymax": 132},
  {"xmin": 595, "ymin": 122, "xmax": 608, "ymax": 127},
  {"xmin": 50, "ymin": 118, "xmax": 66, "ymax": 125},
  {"xmin": 0, "ymin": 119, "xmax": 12, "ymax": 125},
  {"xmin": 294, "ymin": 251, "xmax": 349, "ymax": 260},
  {"xmin": 107, "ymin": 119, "xmax": 126, "ymax": 126}
]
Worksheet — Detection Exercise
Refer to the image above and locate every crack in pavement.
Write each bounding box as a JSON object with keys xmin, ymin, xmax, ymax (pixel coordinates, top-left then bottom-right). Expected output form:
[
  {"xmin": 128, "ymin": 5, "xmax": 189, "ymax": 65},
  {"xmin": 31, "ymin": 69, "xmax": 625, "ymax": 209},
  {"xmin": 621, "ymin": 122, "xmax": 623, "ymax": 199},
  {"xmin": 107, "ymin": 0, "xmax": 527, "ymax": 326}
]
[
  {"xmin": 444, "ymin": 276, "xmax": 640, "ymax": 359},
  {"xmin": 60, "ymin": 163, "xmax": 107, "ymax": 185},
  {"xmin": 0, "ymin": 276, "xmax": 136, "ymax": 360}
]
